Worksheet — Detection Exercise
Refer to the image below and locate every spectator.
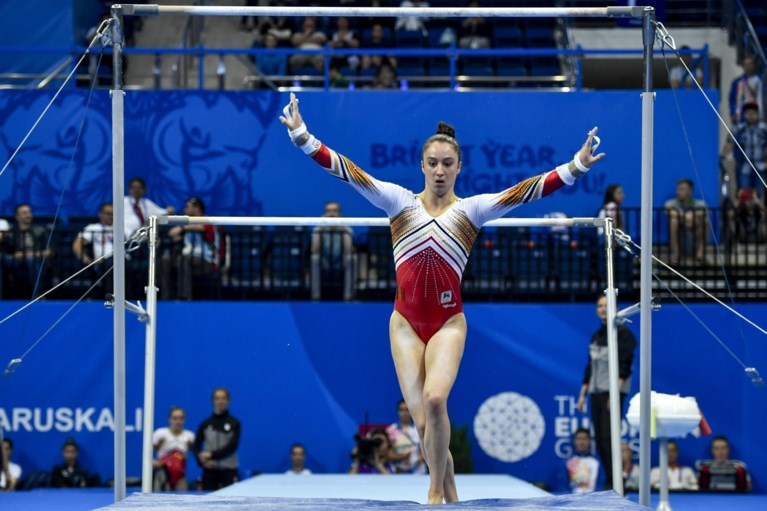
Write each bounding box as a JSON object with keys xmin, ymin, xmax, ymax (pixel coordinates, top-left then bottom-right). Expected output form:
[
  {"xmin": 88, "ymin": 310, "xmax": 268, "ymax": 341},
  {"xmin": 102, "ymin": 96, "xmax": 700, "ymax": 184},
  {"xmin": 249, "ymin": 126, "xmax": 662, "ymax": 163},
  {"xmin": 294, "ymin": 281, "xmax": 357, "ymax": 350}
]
[
  {"xmin": 289, "ymin": 16, "xmax": 327, "ymax": 72},
  {"xmin": 395, "ymin": 0, "xmax": 430, "ymax": 37},
  {"xmin": 0, "ymin": 438, "xmax": 21, "ymax": 491},
  {"xmin": 124, "ymin": 177, "xmax": 174, "ymax": 239},
  {"xmin": 0, "ymin": 218, "xmax": 8, "ymax": 241},
  {"xmin": 160, "ymin": 197, "xmax": 222, "ymax": 300},
  {"xmin": 285, "ymin": 443, "xmax": 312, "ymax": 475},
  {"xmin": 576, "ymin": 295, "xmax": 637, "ymax": 490},
  {"xmin": 329, "ymin": 17, "xmax": 360, "ymax": 70},
  {"xmin": 650, "ymin": 440, "xmax": 698, "ymax": 491},
  {"xmin": 622, "ymin": 442, "xmax": 639, "ymax": 492},
  {"xmin": 50, "ymin": 437, "xmax": 89, "ymax": 488},
  {"xmin": 728, "ymin": 55, "xmax": 762, "ymax": 125},
  {"xmin": 349, "ymin": 428, "xmax": 394, "ymax": 474},
  {"xmin": 458, "ymin": 0, "xmax": 491, "ymax": 49},
  {"xmin": 192, "ymin": 387, "xmax": 241, "ymax": 490},
  {"xmin": 124, "ymin": 177, "xmax": 174, "ymax": 299},
  {"xmin": 368, "ymin": 63, "xmax": 398, "ymax": 89},
  {"xmin": 360, "ymin": 0, "xmax": 394, "ymax": 32},
  {"xmin": 256, "ymin": 9, "xmax": 294, "ymax": 47},
  {"xmin": 697, "ymin": 435, "xmax": 751, "ymax": 492},
  {"xmin": 720, "ymin": 102, "xmax": 767, "ymax": 196},
  {"xmin": 255, "ymin": 32, "xmax": 288, "ymax": 77},
  {"xmin": 669, "ymin": 45, "xmax": 703, "ymax": 89},
  {"xmin": 311, "ymin": 201, "xmax": 354, "ymax": 301},
  {"xmin": 153, "ymin": 406, "xmax": 195, "ymax": 491},
  {"xmin": 361, "ymin": 23, "xmax": 397, "ymax": 76},
  {"xmin": 664, "ymin": 178, "xmax": 709, "ymax": 266},
  {"xmin": 733, "ymin": 188, "xmax": 766, "ymax": 243},
  {"xmin": 1, "ymin": 204, "xmax": 54, "ymax": 299},
  {"xmin": 386, "ymin": 399, "xmax": 425, "ymax": 474},
  {"xmin": 559, "ymin": 428, "xmax": 602, "ymax": 494},
  {"xmin": 329, "ymin": 66, "xmax": 350, "ymax": 89},
  {"xmin": 597, "ymin": 184, "xmax": 625, "ymax": 236},
  {"xmin": 72, "ymin": 202, "xmax": 114, "ymax": 296}
]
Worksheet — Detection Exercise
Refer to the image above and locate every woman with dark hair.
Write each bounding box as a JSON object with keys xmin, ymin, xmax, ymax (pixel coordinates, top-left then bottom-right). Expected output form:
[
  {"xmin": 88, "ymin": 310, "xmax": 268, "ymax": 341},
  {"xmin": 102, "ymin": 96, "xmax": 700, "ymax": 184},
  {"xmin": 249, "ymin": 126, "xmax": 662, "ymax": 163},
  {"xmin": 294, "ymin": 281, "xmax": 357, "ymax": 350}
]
[
  {"xmin": 598, "ymin": 184, "xmax": 625, "ymax": 234},
  {"xmin": 280, "ymin": 93, "xmax": 604, "ymax": 503}
]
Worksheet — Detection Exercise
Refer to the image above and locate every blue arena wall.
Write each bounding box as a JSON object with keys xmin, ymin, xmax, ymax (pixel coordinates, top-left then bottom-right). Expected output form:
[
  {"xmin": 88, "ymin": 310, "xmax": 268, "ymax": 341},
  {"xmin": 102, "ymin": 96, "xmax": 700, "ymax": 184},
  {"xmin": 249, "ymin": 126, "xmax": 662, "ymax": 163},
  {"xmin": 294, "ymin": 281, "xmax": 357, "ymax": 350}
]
[
  {"xmin": 0, "ymin": 301, "xmax": 764, "ymax": 491},
  {"xmin": 0, "ymin": 89, "xmax": 719, "ymax": 231}
]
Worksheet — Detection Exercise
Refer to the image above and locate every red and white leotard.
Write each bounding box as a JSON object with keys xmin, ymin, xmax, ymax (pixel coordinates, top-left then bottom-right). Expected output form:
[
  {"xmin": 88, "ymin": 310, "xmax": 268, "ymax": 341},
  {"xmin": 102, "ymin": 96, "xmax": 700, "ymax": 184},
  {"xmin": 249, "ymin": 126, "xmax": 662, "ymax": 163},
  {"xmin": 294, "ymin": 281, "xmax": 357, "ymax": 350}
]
[{"xmin": 303, "ymin": 140, "xmax": 582, "ymax": 343}]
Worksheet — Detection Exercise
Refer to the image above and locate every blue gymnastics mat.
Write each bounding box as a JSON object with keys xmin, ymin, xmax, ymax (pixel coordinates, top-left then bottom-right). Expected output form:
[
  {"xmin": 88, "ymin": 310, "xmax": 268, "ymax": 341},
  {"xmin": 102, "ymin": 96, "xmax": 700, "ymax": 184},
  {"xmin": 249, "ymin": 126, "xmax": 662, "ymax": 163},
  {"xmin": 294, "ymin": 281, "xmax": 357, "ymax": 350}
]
[
  {"xmin": 95, "ymin": 491, "xmax": 645, "ymax": 510},
  {"xmin": 92, "ymin": 475, "xmax": 648, "ymax": 511}
]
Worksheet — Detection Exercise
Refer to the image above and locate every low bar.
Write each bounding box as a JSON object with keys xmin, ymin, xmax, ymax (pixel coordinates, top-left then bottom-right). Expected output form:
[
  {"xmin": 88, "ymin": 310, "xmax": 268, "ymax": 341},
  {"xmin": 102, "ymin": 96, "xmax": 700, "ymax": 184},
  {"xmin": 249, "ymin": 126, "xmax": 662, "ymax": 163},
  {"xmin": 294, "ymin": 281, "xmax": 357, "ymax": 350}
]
[{"xmin": 158, "ymin": 216, "xmax": 604, "ymax": 228}]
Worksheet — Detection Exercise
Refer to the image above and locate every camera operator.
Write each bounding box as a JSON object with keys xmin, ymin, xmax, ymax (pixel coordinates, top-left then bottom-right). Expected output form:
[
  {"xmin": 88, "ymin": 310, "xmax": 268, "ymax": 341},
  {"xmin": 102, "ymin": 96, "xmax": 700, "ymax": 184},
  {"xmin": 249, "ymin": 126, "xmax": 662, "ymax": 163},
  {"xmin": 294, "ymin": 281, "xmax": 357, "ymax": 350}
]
[{"xmin": 349, "ymin": 428, "xmax": 394, "ymax": 474}]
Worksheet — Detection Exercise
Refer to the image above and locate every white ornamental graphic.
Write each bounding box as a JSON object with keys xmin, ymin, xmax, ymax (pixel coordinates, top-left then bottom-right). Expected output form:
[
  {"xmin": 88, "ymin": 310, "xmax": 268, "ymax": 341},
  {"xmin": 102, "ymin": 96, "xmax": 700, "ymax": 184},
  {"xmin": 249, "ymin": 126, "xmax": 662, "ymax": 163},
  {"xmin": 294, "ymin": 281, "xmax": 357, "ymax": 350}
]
[{"xmin": 473, "ymin": 391, "xmax": 545, "ymax": 463}]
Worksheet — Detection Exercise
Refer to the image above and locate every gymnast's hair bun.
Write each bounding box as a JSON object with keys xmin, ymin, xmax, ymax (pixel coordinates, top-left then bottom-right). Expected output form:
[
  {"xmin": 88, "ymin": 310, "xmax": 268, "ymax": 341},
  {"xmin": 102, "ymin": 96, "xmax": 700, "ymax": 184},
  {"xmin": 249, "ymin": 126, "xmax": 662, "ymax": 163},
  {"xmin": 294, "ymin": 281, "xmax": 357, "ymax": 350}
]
[{"xmin": 436, "ymin": 122, "xmax": 456, "ymax": 139}]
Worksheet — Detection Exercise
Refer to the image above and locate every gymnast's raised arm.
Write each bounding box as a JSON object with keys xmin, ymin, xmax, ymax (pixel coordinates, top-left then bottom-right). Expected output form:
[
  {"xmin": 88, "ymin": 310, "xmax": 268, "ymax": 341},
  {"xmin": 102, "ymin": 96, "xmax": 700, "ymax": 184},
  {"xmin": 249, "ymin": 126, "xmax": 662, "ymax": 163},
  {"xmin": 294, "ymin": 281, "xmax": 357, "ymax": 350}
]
[
  {"xmin": 279, "ymin": 93, "xmax": 411, "ymax": 217},
  {"xmin": 464, "ymin": 128, "xmax": 606, "ymax": 227}
]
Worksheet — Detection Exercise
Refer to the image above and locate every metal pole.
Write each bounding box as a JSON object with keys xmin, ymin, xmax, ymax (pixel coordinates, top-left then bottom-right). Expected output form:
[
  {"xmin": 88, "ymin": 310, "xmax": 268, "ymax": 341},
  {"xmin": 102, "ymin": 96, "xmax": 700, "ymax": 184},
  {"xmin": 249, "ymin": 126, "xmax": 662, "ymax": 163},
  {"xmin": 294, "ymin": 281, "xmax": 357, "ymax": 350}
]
[
  {"xmin": 658, "ymin": 438, "xmax": 671, "ymax": 511},
  {"xmin": 604, "ymin": 218, "xmax": 623, "ymax": 496},
  {"xmin": 639, "ymin": 7, "xmax": 657, "ymax": 508},
  {"xmin": 141, "ymin": 217, "xmax": 159, "ymax": 493},
  {"xmin": 110, "ymin": 4, "xmax": 127, "ymax": 503}
]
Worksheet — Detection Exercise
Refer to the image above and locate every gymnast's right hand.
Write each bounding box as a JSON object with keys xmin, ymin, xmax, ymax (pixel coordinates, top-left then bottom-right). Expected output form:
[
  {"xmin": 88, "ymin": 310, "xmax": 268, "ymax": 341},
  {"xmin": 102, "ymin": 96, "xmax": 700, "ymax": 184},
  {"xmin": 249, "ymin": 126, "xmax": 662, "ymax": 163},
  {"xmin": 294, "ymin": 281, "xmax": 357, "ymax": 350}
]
[{"xmin": 279, "ymin": 92, "xmax": 304, "ymax": 131}]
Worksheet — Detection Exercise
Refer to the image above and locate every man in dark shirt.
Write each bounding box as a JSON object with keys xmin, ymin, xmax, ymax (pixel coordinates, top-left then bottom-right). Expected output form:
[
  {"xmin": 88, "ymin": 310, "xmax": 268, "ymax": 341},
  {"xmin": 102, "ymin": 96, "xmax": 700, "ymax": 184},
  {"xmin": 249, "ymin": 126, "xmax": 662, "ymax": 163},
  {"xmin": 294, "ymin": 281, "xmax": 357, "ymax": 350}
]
[
  {"xmin": 1, "ymin": 204, "xmax": 54, "ymax": 298},
  {"xmin": 50, "ymin": 438, "xmax": 89, "ymax": 488},
  {"xmin": 192, "ymin": 387, "xmax": 241, "ymax": 490},
  {"xmin": 575, "ymin": 295, "xmax": 637, "ymax": 490}
]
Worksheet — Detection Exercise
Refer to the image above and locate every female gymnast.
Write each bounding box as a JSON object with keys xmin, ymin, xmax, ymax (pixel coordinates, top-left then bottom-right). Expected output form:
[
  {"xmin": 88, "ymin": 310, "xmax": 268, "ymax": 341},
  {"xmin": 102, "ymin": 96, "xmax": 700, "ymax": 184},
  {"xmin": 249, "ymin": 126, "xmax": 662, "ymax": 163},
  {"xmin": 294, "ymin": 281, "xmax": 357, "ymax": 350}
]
[{"xmin": 280, "ymin": 93, "xmax": 605, "ymax": 504}]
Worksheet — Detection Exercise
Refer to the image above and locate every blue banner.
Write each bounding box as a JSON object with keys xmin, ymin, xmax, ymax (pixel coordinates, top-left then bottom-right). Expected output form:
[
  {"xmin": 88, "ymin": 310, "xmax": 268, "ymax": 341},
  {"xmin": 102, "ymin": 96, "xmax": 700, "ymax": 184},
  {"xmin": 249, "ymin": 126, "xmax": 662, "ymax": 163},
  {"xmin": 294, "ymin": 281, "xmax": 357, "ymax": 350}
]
[
  {"xmin": 0, "ymin": 89, "xmax": 718, "ymax": 224},
  {"xmin": 0, "ymin": 1, "xmax": 73, "ymax": 75},
  {"xmin": 0, "ymin": 301, "xmax": 764, "ymax": 491}
]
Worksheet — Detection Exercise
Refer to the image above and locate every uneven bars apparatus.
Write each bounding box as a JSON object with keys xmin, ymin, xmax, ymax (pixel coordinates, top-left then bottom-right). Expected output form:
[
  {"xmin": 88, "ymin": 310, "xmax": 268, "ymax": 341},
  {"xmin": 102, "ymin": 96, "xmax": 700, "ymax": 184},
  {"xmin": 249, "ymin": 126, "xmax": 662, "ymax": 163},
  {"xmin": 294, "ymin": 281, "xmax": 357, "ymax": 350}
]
[{"xmin": 109, "ymin": 4, "xmax": 655, "ymax": 505}]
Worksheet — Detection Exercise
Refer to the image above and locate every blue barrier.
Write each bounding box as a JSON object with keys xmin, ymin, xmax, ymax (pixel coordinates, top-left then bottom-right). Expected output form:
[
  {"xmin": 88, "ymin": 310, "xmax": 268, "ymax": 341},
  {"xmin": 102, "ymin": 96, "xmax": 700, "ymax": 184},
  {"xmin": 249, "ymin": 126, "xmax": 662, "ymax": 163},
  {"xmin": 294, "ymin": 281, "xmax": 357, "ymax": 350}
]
[{"xmin": 0, "ymin": 301, "xmax": 764, "ymax": 490}]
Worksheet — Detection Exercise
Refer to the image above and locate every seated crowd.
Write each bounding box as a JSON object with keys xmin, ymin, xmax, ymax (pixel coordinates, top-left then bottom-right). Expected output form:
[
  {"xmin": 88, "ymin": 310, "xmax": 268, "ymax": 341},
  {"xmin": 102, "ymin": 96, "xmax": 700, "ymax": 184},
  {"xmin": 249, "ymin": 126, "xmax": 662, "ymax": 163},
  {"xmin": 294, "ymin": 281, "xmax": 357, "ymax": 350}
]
[
  {"xmin": 0, "ymin": 172, "xmax": 764, "ymax": 301},
  {"xmin": 244, "ymin": 0, "xmax": 560, "ymax": 87},
  {"xmin": 1, "ymin": 396, "xmax": 753, "ymax": 494}
]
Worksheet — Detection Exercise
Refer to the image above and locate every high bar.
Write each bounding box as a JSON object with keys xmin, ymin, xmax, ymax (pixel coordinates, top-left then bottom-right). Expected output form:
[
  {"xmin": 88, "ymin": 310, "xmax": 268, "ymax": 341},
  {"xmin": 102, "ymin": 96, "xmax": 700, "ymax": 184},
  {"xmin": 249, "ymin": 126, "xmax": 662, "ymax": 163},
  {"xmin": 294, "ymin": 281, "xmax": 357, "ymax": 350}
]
[
  {"xmin": 158, "ymin": 216, "xmax": 604, "ymax": 228},
  {"xmin": 116, "ymin": 5, "xmax": 647, "ymax": 19}
]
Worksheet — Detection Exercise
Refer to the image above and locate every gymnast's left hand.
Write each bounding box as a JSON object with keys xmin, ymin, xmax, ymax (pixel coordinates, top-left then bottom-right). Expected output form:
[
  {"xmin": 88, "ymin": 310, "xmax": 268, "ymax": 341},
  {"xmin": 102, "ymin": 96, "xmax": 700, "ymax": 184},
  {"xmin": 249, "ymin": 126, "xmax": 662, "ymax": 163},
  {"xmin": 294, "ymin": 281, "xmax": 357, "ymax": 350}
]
[
  {"xmin": 576, "ymin": 127, "xmax": 605, "ymax": 168},
  {"xmin": 279, "ymin": 92, "xmax": 304, "ymax": 131}
]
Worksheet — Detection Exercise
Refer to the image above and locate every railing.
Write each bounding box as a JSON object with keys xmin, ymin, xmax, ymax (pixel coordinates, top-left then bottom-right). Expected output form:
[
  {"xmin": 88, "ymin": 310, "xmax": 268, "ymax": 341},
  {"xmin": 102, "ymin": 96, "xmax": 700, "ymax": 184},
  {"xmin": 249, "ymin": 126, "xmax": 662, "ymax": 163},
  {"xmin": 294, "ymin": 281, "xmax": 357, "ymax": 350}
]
[
  {"xmin": 0, "ymin": 45, "xmax": 711, "ymax": 91},
  {"xmin": 724, "ymin": 0, "xmax": 767, "ymax": 80},
  {"xmin": 2, "ymin": 207, "xmax": 764, "ymax": 303}
]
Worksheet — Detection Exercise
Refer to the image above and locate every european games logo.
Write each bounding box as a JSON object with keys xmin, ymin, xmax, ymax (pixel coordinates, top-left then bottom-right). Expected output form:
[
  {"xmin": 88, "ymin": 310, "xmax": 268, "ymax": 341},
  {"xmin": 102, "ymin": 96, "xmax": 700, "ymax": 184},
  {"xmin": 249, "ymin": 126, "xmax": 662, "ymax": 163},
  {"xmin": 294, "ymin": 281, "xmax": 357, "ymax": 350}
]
[{"xmin": 473, "ymin": 392, "xmax": 545, "ymax": 463}]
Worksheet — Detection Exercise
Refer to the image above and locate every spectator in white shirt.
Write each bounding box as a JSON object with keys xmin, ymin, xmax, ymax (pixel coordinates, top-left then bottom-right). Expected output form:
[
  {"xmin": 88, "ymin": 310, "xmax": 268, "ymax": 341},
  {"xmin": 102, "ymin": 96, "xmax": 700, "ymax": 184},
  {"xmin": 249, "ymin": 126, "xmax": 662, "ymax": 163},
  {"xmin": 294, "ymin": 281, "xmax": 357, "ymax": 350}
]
[
  {"xmin": 1, "ymin": 438, "xmax": 22, "ymax": 491},
  {"xmin": 285, "ymin": 443, "xmax": 312, "ymax": 475},
  {"xmin": 124, "ymin": 177, "xmax": 174, "ymax": 239},
  {"xmin": 650, "ymin": 440, "xmax": 698, "ymax": 491}
]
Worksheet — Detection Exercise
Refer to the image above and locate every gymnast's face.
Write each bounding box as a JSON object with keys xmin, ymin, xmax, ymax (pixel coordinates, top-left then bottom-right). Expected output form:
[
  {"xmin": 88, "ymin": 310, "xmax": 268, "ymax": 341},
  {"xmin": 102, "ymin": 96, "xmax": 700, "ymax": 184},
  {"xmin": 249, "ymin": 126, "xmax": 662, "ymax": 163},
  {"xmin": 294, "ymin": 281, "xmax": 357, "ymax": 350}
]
[{"xmin": 421, "ymin": 141, "xmax": 461, "ymax": 198}]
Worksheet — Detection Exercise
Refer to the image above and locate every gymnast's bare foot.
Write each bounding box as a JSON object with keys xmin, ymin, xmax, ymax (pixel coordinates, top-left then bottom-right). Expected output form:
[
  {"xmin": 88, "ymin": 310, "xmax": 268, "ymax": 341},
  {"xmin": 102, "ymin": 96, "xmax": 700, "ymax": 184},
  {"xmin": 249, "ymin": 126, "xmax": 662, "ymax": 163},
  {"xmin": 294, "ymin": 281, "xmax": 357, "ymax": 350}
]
[{"xmin": 427, "ymin": 491, "xmax": 444, "ymax": 505}]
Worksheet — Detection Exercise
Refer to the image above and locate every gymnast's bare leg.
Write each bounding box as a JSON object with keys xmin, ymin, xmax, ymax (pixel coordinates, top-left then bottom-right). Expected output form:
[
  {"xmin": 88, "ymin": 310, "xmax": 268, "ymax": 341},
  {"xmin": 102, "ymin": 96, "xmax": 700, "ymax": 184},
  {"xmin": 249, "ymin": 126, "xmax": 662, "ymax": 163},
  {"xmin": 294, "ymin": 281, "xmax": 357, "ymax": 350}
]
[{"xmin": 390, "ymin": 311, "xmax": 465, "ymax": 504}]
